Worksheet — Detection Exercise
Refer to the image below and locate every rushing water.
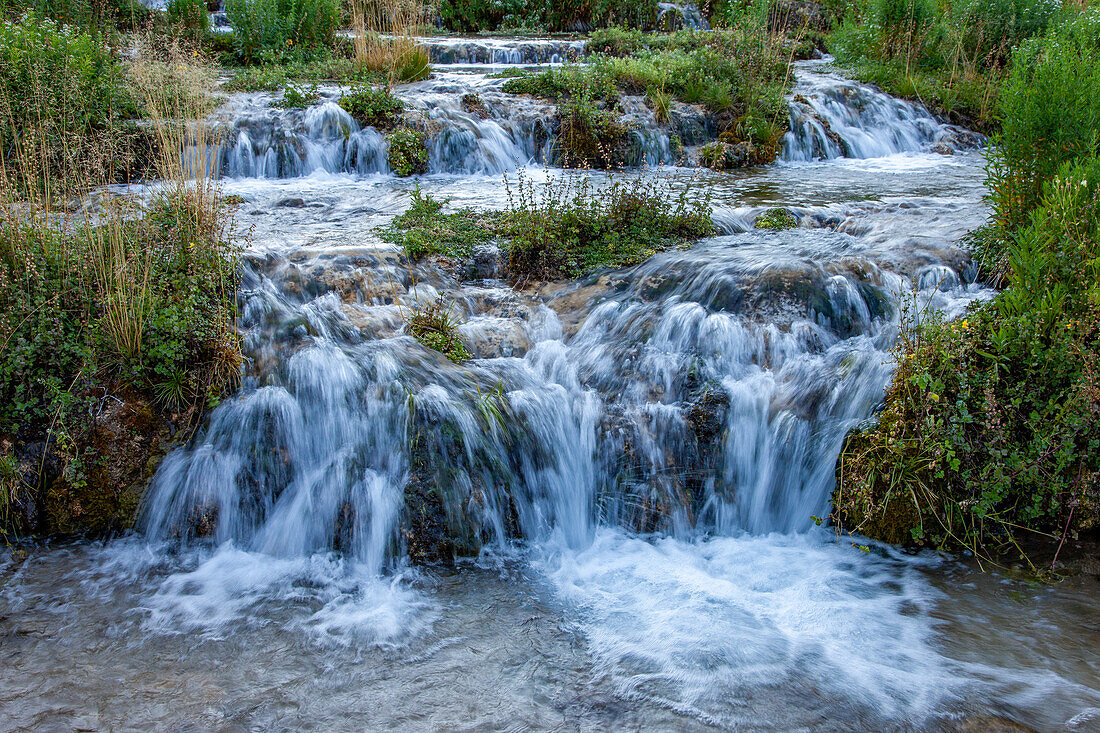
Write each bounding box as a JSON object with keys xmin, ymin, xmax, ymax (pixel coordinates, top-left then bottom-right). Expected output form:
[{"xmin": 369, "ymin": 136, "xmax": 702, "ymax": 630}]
[{"xmin": 2, "ymin": 53, "xmax": 1099, "ymax": 732}]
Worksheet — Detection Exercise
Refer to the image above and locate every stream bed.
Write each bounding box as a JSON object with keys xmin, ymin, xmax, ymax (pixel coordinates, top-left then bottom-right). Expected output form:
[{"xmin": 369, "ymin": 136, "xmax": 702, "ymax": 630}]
[{"xmin": 1, "ymin": 51, "xmax": 1098, "ymax": 732}]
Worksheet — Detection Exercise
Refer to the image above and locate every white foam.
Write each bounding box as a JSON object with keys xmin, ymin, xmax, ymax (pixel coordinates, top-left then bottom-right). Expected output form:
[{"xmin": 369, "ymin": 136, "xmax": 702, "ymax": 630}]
[{"xmin": 535, "ymin": 528, "xmax": 959, "ymax": 727}]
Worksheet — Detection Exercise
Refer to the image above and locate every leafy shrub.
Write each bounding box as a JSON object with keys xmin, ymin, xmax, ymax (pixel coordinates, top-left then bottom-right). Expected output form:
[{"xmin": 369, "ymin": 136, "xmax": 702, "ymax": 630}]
[
  {"xmin": 339, "ymin": 85, "xmax": 404, "ymax": 129},
  {"xmin": 437, "ymin": 0, "xmax": 659, "ymax": 32},
  {"xmin": 225, "ymin": 0, "xmax": 341, "ymax": 64},
  {"xmin": 754, "ymin": 208, "xmax": 797, "ymax": 230},
  {"xmin": 0, "ymin": 14, "xmax": 129, "ymax": 180},
  {"xmin": 557, "ymin": 98, "xmax": 629, "ymax": 169},
  {"xmin": 380, "ymin": 186, "xmax": 495, "ymax": 260},
  {"xmin": 405, "ymin": 295, "xmax": 471, "ymax": 363},
  {"xmin": 983, "ymin": 20, "xmax": 1100, "ymax": 247},
  {"xmin": 502, "ymin": 172, "xmax": 714, "ymax": 280},
  {"xmin": 276, "ymin": 81, "xmax": 319, "ymax": 108},
  {"xmin": 386, "ymin": 126, "xmax": 429, "ymax": 176}
]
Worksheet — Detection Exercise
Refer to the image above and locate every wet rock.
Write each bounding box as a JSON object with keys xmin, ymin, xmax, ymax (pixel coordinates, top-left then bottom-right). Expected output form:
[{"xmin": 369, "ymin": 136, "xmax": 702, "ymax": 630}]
[
  {"xmin": 461, "ymin": 93, "xmax": 491, "ymax": 119},
  {"xmin": 275, "ymin": 197, "xmax": 306, "ymax": 208},
  {"xmin": 931, "ymin": 142, "xmax": 955, "ymax": 155},
  {"xmin": 469, "ymin": 243, "xmax": 507, "ymax": 280},
  {"xmin": 459, "ymin": 317, "xmax": 532, "ymax": 359},
  {"xmin": 698, "ymin": 140, "xmax": 761, "ymax": 170}
]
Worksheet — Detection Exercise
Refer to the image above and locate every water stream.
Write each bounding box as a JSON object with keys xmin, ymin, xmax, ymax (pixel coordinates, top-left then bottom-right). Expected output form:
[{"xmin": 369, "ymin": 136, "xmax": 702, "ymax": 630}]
[{"xmin": 1, "ymin": 52, "xmax": 1098, "ymax": 732}]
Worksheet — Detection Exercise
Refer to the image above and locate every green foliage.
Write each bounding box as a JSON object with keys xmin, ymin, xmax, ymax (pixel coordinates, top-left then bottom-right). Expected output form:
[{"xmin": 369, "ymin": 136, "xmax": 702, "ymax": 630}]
[
  {"xmin": 225, "ymin": 0, "xmax": 341, "ymax": 64},
  {"xmin": 275, "ymin": 81, "xmax": 319, "ymax": 108},
  {"xmin": 0, "ymin": 191, "xmax": 240, "ymax": 442},
  {"xmin": 406, "ymin": 296, "xmax": 471, "ymax": 363},
  {"xmin": 834, "ymin": 16, "xmax": 1100, "ymax": 559},
  {"xmin": 0, "ymin": 13, "xmax": 129, "ymax": 178},
  {"xmin": 754, "ymin": 208, "xmax": 798, "ymax": 230},
  {"xmin": 386, "ymin": 126, "xmax": 429, "ymax": 176},
  {"xmin": 167, "ymin": 0, "xmax": 210, "ymax": 37},
  {"xmin": 502, "ymin": 172, "xmax": 714, "ymax": 280},
  {"xmin": 828, "ymin": 0, "xmax": 1069, "ymax": 130},
  {"xmin": 983, "ymin": 18, "xmax": 1100, "ymax": 247},
  {"xmin": 225, "ymin": 56, "xmax": 378, "ymax": 92},
  {"xmin": 504, "ymin": 30, "xmax": 791, "ymax": 160},
  {"xmin": 436, "ymin": 0, "xmax": 659, "ymax": 33},
  {"xmin": 0, "ymin": 0, "xmax": 151, "ymax": 29},
  {"xmin": 339, "ymin": 85, "xmax": 404, "ymax": 129},
  {"xmin": 557, "ymin": 97, "xmax": 629, "ymax": 169},
  {"xmin": 381, "ymin": 186, "xmax": 495, "ymax": 260}
]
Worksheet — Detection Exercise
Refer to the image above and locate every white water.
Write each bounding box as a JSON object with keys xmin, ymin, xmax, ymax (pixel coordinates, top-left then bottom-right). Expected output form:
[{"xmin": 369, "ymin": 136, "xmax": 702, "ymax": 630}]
[{"xmin": 2, "ymin": 51, "xmax": 1098, "ymax": 732}]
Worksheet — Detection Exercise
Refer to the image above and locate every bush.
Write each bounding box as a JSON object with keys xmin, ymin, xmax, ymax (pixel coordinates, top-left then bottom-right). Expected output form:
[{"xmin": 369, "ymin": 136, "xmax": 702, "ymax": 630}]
[
  {"xmin": 983, "ymin": 21, "xmax": 1100, "ymax": 247},
  {"xmin": 0, "ymin": 14, "xmax": 129, "ymax": 181},
  {"xmin": 386, "ymin": 126, "xmax": 429, "ymax": 176},
  {"xmin": 276, "ymin": 81, "xmax": 319, "ymax": 107},
  {"xmin": 502, "ymin": 172, "xmax": 713, "ymax": 280},
  {"xmin": 557, "ymin": 98, "xmax": 629, "ymax": 169},
  {"xmin": 225, "ymin": 0, "xmax": 341, "ymax": 64},
  {"xmin": 167, "ymin": 0, "xmax": 211, "ymax": 36},
  {"xmin": 339, "ymin": 85, "xmax": 404, "ymax": 129},
  {"xmin": 834, "ymin": 16, "xmax": 1100, "ymax": 561},
  {"xmin": 755, "ymin": 208, "xmax": 797, "ymax": 230}
]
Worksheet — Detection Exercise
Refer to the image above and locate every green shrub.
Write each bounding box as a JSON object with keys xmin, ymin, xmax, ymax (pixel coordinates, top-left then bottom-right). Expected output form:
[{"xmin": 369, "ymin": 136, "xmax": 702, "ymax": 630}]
[
  {"xmin": 0, "ymin": 14, "xmax": 129, "ymax": 180},
  {"xmin": 0, "ymin": 0, "xmax": 151, "ymax": 29},
  {"xmin": 225, "ymin": 0, "xmax": 341, "ymax": 64},
  {"xmin": 835, "ymin": 165, "xmax": 1100, "ymax": 556},
  {"xmin": 380, "ymin": 186, "xmax": 495, "ymax": 260},
  {"xmin": 386, "ymin": 126, "xmax": 429, "ymax": 176},
  {"xmin": 983, "ymin": 21, "xmax": 1100, "ymax": 248},
  {"xmin": 502, "ymin": 172, "xmax": 713, "ymax": 280},
  {"xmin": 557, "ymin": 98, "xmax": 629, "ymax": 169},
  {"xmin": 754, "ymin": 208, "xmax": 797, "ymax": 230},
  {"xmin": 225, "ymin": 56, "xmax": 378, "ymax": 92},
  {"xmin": 276, "ymin": 81, "xmax": 319, "ymax": 108},
  {"xmin": 340, "ymin": 85, "xmax": 404, "ymax": 129}
]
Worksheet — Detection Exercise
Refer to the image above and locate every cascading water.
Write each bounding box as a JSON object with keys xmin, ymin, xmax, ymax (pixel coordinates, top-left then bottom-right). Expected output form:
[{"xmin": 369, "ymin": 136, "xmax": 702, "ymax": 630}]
[
  {"xmin": 4, "ymin": 47, "xmax": 1099, "ymax": 733},
  {"xmin": 783, "ymin": 59, "xmax": 980, "ymax": 161}
]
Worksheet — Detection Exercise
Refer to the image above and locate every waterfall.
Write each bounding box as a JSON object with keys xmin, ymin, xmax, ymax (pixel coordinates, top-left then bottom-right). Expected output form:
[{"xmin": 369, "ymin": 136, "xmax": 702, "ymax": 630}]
[{"xmin": 782, "ymin": 59, "xmax": 977, "ymax": 161}]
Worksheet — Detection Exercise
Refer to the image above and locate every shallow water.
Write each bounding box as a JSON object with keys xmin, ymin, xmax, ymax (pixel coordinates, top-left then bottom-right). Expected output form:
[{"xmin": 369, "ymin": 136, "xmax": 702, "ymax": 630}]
[{"xmin": 3, "ymin": 53, "xmax": 1099, "ymax": 732}]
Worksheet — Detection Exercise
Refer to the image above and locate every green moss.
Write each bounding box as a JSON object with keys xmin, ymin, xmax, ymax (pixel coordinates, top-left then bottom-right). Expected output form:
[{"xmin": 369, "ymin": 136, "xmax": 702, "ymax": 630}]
[
  {"xmin": 386, "ymin": 127, "xmax": 429, "ymax": 177},
  {"xmin": 754, "ymin": 208, "xmax": 798, "ymax": 230}
]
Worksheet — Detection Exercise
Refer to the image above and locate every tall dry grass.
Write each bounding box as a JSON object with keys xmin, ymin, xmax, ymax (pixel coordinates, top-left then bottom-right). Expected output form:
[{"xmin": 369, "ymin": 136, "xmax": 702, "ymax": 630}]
[{"xmin": 349, "ymin": 0, "xmax": 432, "ymax": 88}]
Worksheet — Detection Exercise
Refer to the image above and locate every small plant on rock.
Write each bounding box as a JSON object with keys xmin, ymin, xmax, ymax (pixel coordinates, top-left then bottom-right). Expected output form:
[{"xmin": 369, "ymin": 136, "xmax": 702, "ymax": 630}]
[
  {"xmin": 405, "ymin": 295, "xmax": 471, "ymax": 363},
  {"xmin": 386, "ymin": 126, "xmax": 429, "ymax": 176},
  {"xmin": 755, "ymin": 208, "xmax": 798, "ymax": 230}
]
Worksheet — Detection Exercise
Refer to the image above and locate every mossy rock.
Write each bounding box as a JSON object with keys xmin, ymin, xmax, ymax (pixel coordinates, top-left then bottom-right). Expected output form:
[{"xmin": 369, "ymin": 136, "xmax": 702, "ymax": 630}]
[{"xmin": 755, "ymin": 208, "xmax": 799, "ymax": 231}]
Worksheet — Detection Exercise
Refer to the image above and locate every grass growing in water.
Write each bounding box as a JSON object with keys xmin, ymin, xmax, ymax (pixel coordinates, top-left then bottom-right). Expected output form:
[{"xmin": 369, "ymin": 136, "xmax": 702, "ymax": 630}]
[{"xmin": 405, "ymin": 295, "xmax": 471, "ymax": 363}]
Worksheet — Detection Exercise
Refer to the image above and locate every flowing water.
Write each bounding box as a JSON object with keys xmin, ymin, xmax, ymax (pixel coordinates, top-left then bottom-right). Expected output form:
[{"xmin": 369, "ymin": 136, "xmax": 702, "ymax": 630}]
[{"xmin": 2, "ymin": 52, "xmax": 1098, "ymax": 732}]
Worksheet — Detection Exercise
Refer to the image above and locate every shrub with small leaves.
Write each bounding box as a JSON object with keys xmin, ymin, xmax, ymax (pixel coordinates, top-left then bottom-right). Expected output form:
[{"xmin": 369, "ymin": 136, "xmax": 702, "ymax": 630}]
[
  {"xmin": 386, "ymin": 126, "xmax": 429, "ymax": 176},
  {"xmin": 406, "ymin": 296, "xmax": 471, "ymax": 363},
  {"xmin": 339, "ymin": 85, "xmax": 404, "ymax": 129}
]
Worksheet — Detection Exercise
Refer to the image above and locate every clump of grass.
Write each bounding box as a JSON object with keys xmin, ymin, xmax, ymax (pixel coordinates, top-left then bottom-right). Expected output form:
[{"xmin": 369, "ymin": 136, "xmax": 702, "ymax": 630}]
[
  {"xmin": 754, "ymin": 208, "xmax": 797, "ymax": 230},
  {"xmin": 349, "ymin": 0, "xmax": 432, "ymax": 89},
  {"xmin": 381, "ymin": 186, "xmax": 495, "ymax": 260},
  {"xmin": 386, "ymin": 126, "xmax": 429, "ymax": 176},
  {"xmin": 502, "ymin": 171, "xmax": 714, "ymax": 281},
  {"xmin": 339, "ymin": 85, "xmax": 404, "ymax": 129},
  {"xmin": 405, "ymin": 295, "xmax": 471, "ymax": 363}
]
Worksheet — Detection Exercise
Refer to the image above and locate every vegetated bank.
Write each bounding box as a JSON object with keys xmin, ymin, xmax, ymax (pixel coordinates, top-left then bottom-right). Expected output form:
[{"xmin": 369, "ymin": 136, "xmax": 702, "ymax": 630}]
[
  {"xmin": 833, "ymin": 10, "xmax": 1100, "ymax": 567},
  {"xmin": 0, "ymin": 12, "xmax": 241, "ymax": 540}
]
